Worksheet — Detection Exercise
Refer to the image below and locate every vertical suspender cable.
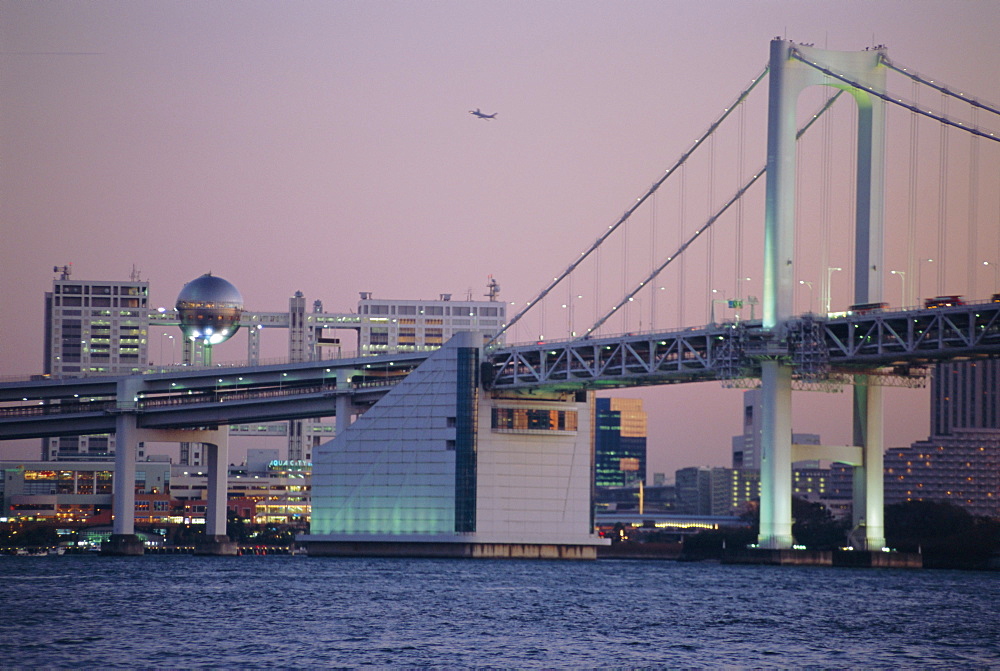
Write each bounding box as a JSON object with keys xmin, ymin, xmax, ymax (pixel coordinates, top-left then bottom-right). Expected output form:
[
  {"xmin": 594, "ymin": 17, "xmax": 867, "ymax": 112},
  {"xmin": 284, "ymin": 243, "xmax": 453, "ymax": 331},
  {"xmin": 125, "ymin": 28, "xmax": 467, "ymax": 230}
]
[
  {"xmin": 735, "ymin": 99, "xmax": 746, "ymax": 306},
  {"xmin": 485, "ymin": 66, "xmax": 770, "ymax": 346},
  {"xmin": 906, "ymin": 80, "xmax": 919, "ymax": 305},
  {"xmin": 968, "ymin": 106, "xmax": 979, "ymax": 297},
  {"xmin": 649, "ymin": 192, "xmax": 657, "ymax": 330},
  {"xmin": 847, "ymin": 99, "xmax": 857, "ymax": 297},
  {"xmin": 937, "ymin": 93, "xmax": 949, "ymax": 291},
  {"xmin": 820, "ymin": 89, "xmax": 833, "ymax": 312},
  {"xmin": 679, "ymin": 164, "xmax": 687, "ymax": 326},
  {"xmin": 707, "ymin": 133, "xmax": 716, "ymax": 319},
  {"xmin": 585, "ymin": 91, "xmax": 845, "ymax": 337},
  {"xmin": 622, "ymin": 206, "xmax": 628, "ymax": 332}
]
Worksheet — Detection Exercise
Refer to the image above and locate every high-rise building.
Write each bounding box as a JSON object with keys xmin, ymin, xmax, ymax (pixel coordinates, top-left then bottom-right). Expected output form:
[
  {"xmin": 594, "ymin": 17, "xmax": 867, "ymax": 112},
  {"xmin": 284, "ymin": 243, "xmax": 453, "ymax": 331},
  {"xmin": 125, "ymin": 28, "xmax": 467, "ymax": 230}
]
[
  {"xmin": 42, "ymin": 266, "xmax": 150, "ymax": 461},
  {"xmin": 884, "ymin": 360, "xmax": 1000, "ymax": 517},
  {"xmin": 594, "ymin": 397, "xmax": 647, "ymax": 488}
]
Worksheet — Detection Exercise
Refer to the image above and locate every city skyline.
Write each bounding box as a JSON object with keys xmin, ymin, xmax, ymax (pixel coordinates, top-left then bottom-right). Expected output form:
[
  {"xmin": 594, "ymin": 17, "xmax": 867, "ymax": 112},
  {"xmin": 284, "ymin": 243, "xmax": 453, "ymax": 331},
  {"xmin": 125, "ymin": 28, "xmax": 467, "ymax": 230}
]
[{"xmin": 3, "ymin": 2, "xmax": 999, "ymax": 476}]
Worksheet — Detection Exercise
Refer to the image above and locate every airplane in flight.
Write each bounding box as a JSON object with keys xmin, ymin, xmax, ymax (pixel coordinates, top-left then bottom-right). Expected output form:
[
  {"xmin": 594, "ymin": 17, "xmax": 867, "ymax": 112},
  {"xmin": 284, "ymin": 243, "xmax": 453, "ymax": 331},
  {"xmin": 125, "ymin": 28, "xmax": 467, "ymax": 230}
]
[{"xmin": 469, "ymin": 108, "xmax": 498, "ymax": 120}]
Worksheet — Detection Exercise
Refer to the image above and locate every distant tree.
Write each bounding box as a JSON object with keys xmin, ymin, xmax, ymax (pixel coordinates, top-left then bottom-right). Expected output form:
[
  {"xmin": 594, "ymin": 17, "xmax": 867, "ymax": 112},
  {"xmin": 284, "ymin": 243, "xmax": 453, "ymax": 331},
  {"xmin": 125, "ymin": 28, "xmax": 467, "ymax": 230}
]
[
  {"xmin": 791, "ymin": 497, "xmax": 848, "ymax": 550},
  {"xmin": 885, "ymin": 500, "xmax": 1000, "ymax": 568},
  {"xmin": 738, "ymin": 497, "xmax": 847, "ymax": 550},
  {"xmin": 226, "ymin": 510, "xmax": 251, "ymax": 543}
]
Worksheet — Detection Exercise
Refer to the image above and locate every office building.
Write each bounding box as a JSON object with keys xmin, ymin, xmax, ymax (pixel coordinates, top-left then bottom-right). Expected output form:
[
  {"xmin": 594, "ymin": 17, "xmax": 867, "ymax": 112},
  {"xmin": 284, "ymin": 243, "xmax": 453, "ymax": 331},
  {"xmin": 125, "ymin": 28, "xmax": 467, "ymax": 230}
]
[
  {"xmin": 675, "ymin": 466, "xmax": 760, "ymax": 515},
  {"xmin": 357, "ymin": 292, "xmax": 505, "ymax": 354},
  {"xmin": 42, "ymin": 267, "xmax": 150, "ymax": 461},
  {"xmin": 594, "ymin": 398, "xmax": 647, "ymax": 488}
]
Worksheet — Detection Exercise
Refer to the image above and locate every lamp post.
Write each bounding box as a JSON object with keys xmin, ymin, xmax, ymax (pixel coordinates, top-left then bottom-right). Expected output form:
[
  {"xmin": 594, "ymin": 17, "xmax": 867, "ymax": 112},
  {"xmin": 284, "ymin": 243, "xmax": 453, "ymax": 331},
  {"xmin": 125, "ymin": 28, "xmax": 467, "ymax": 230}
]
[
  {"xmin": 798, "ymin": 280, "xmax": 814, "ymax": 313},
  {"xmin": 918, "ymin": 258, "xmax": 934, "ymax": 302},
  {"xmin": 889, "ymin": 270, "xmax": 907, "ymax": 307},
  {"xmin": 709, "ymin": 289, "xmax": 721, "ymax": 325},
  {"xmin": 561, "ymin": 294, "xmax": 583, "ymax": 338},
  {"xmin": 825, "ymin": 267, "xmax": 842, "ymax": 314},
  {"xmin": 160, "ymin": 333, "xmax": 176, "ymax": 366}
]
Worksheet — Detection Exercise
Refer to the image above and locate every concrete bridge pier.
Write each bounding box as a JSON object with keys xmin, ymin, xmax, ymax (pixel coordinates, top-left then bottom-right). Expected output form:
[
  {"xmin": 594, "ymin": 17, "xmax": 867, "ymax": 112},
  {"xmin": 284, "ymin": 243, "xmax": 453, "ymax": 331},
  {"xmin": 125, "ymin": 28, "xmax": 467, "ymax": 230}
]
[
  {"xmin": 335, "ymin": 369, "xmax": 361, "ymax": 435},
  {"xmin": 103, "ymin": 382, "xmax": 145, "ymax": 556},
  {"xmin": 193, "ymin": 430, "xmax": 238, "ymax": 556}
]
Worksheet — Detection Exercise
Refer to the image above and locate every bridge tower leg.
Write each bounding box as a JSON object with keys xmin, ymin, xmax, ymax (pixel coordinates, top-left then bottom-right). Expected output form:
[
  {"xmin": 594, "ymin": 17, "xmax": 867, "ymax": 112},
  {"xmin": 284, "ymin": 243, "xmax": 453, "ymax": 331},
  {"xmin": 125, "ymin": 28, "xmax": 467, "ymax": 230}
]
[
  {"xmin": 758, "ymin": 360, "xmax": 793, "ymax": 548},
  {"xmin": 852, "ymin": 382, "xmax": 886, "ymax": 550},
  {"xmin": 758, "ymin": 39, "xmax": 886, "ymax": 550}
]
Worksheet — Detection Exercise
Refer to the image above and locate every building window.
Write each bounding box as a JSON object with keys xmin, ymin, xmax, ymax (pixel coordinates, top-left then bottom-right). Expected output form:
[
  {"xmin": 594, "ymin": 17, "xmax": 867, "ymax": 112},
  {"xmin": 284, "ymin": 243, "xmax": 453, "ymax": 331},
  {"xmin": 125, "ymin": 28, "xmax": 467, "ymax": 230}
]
[{"xmin": 492, "ymin": 407, "xmax": 578, "ymax": 433}]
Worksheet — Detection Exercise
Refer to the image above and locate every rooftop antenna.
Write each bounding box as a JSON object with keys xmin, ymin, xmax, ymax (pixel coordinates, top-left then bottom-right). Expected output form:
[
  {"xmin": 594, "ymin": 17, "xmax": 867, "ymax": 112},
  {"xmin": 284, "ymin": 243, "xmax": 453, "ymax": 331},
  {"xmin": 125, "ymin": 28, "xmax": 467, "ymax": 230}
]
[
  {"xmin": 53, "ymin": 264, "xmax": 72, "ymax": 280},
  {"xmin": 130, "ymin": 264, "xmax": 142, "ymax": 281},
  {"xmin": 485, "ymin": 276, "xmax": 501, "ymax": 302}
]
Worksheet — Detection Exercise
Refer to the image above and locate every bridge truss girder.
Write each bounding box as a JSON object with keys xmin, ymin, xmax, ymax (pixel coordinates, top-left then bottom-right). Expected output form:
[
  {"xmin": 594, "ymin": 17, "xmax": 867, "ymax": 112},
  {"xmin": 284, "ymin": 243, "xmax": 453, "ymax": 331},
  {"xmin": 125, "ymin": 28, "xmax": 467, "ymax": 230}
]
[{"xmin": 485, "ymin": 302, "xmax": 1000, "ymax": 391}]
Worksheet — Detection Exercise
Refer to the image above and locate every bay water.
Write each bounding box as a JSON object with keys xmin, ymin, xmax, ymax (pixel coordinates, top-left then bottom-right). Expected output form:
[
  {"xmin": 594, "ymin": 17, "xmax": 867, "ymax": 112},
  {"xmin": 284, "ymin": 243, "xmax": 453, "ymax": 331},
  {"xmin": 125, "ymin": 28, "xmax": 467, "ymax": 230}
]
[{"xmin": 1, "ymin": 555, "xmax": 997, "ymax": 668}]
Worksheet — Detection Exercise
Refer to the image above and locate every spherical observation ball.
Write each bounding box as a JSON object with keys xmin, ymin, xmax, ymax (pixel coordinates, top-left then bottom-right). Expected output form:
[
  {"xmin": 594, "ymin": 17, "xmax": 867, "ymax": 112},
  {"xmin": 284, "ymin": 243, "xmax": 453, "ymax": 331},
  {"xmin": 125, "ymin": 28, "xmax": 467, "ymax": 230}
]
[{"xmin": 175, "ymin": 273, "xmax": 244, "ymax": 345}]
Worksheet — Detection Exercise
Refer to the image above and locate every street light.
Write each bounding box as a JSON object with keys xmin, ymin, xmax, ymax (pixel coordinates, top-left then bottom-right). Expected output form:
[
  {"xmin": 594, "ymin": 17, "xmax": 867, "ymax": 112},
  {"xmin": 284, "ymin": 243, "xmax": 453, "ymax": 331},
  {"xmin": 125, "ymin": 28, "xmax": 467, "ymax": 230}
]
[
  {"xmin": 562, "ymin": 294, "xmax": 583, "ymax": 338},
  {"xmin": 982, "ymin": 261, "xmax": 999, "ymax": 293},
  {"xmin": 889, "ymin": 270, "xmax": 907, "ymax": 307},
  {"xmin": 709, "ymin": 289, "xmax": 725, "ymax": 325},
  {"xmin": 825, "ymin": 267, "xmax": 842, "ymax": 314},
  {"xmin": 160, "ymin": 333, "xmax": 176, "ymax": 366},
  {"xmin": 798, "ymin": 280, "xmax": 814, "ymax": 313},
  {"xmin": 918, "ymin": 258, "xmax": 934, "ymax": 302}
]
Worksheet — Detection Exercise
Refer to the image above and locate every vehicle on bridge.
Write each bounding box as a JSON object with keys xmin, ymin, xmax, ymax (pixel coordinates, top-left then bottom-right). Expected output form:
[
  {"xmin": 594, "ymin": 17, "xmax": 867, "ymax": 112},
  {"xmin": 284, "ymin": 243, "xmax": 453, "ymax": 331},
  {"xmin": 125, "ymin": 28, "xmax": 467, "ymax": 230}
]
[
  {"xmin": 924, "ymin": 295, "xmax": 965, "ymax": 308},
  {"xmin": 848, "ymin": 302, "xmax": 889, "ymax": 315}
]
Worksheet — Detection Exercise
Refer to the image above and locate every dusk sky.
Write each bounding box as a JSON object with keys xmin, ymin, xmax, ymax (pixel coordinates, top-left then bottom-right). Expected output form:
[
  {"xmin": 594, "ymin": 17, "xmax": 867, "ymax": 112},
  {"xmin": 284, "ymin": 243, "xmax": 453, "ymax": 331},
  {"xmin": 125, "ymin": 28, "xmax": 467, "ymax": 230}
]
[{"xmin": 3, "ymin": 1, "xmax": 999, "ymax": 476}]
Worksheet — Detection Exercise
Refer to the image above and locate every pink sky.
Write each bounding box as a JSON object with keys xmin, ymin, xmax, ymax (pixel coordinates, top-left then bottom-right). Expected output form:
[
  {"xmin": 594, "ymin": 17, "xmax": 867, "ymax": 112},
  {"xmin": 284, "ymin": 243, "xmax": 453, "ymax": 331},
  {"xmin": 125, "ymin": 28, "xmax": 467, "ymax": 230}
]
[{"xmin": 2, "ymin": 2, "xmax": 999, "ymax": 476}]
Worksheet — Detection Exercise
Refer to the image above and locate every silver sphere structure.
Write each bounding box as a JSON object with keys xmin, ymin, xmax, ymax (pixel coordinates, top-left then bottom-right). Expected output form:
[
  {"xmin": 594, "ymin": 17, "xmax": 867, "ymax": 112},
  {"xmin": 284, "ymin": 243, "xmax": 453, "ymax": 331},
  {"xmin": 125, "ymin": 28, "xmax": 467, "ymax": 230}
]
[{"xmin": 176, "ymin": 273, "xmax": 244, "ymax": 346}]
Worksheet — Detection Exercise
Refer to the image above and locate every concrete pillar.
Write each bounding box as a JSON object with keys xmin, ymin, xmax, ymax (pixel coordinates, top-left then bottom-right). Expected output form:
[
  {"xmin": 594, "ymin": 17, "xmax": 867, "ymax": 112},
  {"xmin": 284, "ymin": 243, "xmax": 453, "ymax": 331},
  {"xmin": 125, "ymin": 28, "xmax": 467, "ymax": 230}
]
[
  {"xmin": 758, "ymin": 360, "xmax": 793, "ymax": 549},
  {"xmin": 105, "ymin": 375, "xmax": 145, "ymax": 555},
  {"xmin": 196, "ymin": 429, "xmax": 238, "ymax": 555},
  {"xmin": 852, "ymin": 381, "xmax": 886, "ymax": 550},
  {"xmin": 112, "ymin": 413, "xmax": 139, "ymax": 537},
  {"xmin": 204, "ymin": 435, "xmax": 229, "ymax": 537}
]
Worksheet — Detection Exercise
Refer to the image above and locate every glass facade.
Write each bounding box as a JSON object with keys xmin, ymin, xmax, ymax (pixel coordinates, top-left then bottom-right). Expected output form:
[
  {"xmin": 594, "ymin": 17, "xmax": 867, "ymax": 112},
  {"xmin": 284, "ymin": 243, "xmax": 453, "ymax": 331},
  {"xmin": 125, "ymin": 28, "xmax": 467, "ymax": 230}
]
[{"xmin": 594, "ymin": 398, "xmax": 647, "ymax": 488}]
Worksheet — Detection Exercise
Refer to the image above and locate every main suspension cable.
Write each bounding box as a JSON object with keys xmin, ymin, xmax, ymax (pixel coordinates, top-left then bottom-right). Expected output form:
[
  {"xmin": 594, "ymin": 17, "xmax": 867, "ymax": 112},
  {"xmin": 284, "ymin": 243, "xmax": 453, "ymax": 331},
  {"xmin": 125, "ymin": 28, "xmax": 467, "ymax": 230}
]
[
  {"xmin": 880, "ymin": 55, "xmax": 1000, "ymax": 119},
  {"xmin": 486, "ymin": 65, "xmax": 770, "ymax": 347},
  {"xmin": 790, "ymin": 50, "xmax": 1000, "ymax": 144}
]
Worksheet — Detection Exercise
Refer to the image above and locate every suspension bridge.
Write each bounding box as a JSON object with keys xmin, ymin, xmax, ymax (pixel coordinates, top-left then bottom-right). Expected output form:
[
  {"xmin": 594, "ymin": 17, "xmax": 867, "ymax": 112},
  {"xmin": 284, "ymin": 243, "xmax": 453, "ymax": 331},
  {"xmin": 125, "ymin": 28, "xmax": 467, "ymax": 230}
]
[{"xmin": 2, "ymin": 40, "xmax": 998, "ymax": 557}]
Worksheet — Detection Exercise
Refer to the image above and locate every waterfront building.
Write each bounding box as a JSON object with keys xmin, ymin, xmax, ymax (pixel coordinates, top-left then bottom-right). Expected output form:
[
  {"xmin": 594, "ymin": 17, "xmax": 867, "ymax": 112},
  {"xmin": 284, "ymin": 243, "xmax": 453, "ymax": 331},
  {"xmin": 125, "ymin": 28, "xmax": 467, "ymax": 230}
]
[
  {"xmin": 884, "ymin": 360, "xmax": 1000, "ymax": 517},
  {"xmin": 0, "ymin": 460, "xmax": 168, "ymax": 522},
  {"xmin": 302, "ymin": 333, "xmax": 605, "ymax": 558},
  {"xmin": 0, "ymin": 456, "xmax": 310, "ymax": 526},
  {"xmin": 594, "ymin": 397, "xmax": 647, "ymax": 488}
]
